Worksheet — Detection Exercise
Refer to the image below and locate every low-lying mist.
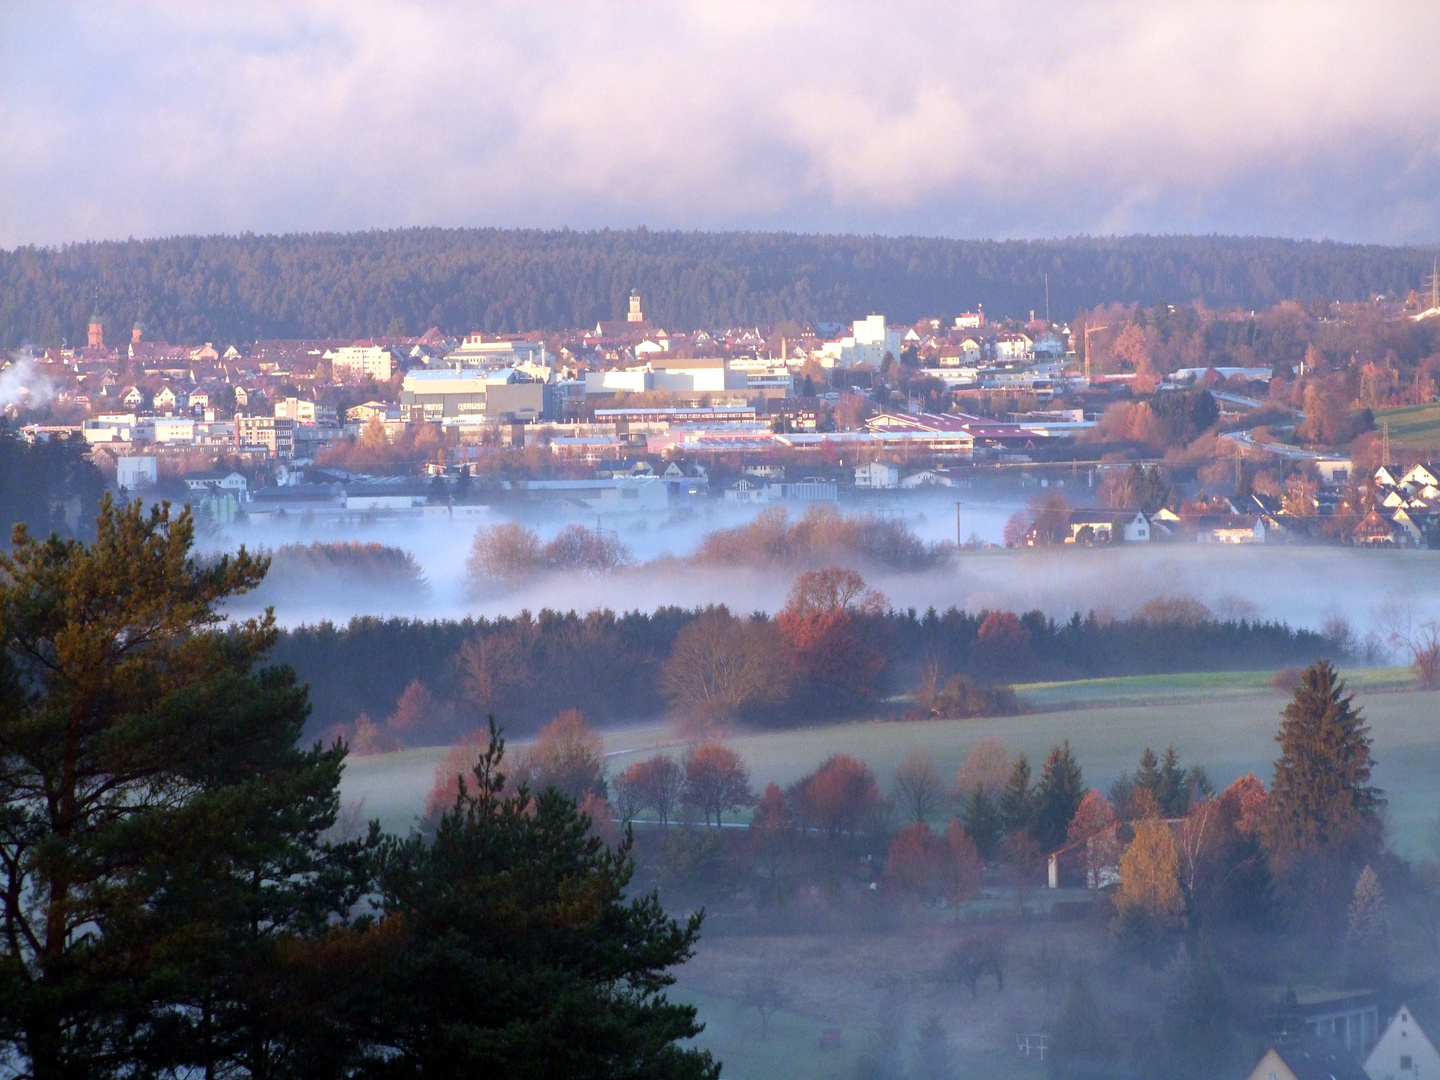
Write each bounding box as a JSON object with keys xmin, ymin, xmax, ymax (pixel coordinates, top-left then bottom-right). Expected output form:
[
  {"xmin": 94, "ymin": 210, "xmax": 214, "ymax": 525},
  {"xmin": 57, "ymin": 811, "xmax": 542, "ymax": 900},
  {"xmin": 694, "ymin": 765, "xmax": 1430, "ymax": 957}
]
[{"xmin": 206, "ymin": 491, "xmax": 1440, "ymax": 641}]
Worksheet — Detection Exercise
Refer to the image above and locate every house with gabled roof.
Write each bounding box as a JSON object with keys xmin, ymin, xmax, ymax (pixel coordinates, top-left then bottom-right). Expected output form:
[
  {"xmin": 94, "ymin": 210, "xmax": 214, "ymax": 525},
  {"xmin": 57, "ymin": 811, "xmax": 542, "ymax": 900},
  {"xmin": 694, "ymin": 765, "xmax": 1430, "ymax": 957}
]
[
  {"xmin": 1246, "ymin": 1038, "xmax": 1369, "ymax": 1080},
  {"xmin": 1365, "ymin": 1003, "xmax": 1440, "ymax": 1080}
]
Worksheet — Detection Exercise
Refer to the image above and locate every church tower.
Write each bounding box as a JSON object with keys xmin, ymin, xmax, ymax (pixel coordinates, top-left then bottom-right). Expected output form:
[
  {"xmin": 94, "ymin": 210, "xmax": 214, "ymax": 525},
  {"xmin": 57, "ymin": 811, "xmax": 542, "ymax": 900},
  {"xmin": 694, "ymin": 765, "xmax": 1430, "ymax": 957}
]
[
  {"xmin": 627, "ymin": 289, "xmax": 644, "ymax": 323},
  {"xmin": 88, "ymin": 312, "xmax": 104, "ymax": 348}
]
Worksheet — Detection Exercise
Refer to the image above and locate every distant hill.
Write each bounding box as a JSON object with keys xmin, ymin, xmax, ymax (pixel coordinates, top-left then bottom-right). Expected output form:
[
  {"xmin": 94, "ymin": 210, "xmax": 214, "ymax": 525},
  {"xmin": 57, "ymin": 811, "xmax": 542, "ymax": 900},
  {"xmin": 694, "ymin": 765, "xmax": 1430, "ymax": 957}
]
[{"xmin": 2, "ymin": 228, "xmax": 1436, "ymax": 347}]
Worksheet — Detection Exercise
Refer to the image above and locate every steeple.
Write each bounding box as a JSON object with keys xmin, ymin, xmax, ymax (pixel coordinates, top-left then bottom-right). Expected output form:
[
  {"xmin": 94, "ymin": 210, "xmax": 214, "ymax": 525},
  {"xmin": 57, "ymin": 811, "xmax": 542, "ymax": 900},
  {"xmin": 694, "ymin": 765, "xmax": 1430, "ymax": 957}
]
[
  {"xmin": 627, "ymin": 289, "xmax": 644, "ymax": 323},
  {"xmin": 88, "ymin": 311, "xmax": 104, "ymax": 349}
]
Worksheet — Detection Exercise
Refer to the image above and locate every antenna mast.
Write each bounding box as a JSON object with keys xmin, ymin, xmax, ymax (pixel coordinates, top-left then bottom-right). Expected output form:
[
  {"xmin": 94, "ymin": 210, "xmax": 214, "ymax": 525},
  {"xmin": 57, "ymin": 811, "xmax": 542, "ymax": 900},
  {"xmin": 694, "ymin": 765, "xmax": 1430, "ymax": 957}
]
[{"xmin": 1425, "ymin": 258, "xmax": 1440, "ymax": 311}]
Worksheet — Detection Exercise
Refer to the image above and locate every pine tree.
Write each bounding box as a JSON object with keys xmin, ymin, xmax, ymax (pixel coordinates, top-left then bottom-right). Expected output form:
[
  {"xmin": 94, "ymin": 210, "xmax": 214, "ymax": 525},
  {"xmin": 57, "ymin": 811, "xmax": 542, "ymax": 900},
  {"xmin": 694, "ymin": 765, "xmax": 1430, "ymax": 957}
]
[
  {"xmin": 1034, "ymin": 741, "xmax": 1085, "ymax": 851},
  {"xmin": 1048, "ymin": 975, "xmax": 1115, "ymax": 1080},
  {"xmin": 1151, "ymin": 943, "xmax": 1239, "ymax": 1080},
  {"xmin": 362, "ymin": 722, "xmax": 720, "ymax": 1079},
  {"xmin": 1266, "ymin": 661, "xmax": 1383, "ymax": 862},
  {"xmin": 0, "ymin": 497, "xmax": 359, "ymax": 1080},
  {"xmin": 1134, "ymin": 747, "xmax": 1162, "ymax": 802},
  {"xmin": 960, "ymin": 781, "xmax": 1005, "ymax": 858},
  {"xmin": 1001, "ymin": 754, "xmax": 1035, "ymax": 836},
  {"xmin": 1157, "ymin": 746, "xmax": 1189, "ymax": 816}
]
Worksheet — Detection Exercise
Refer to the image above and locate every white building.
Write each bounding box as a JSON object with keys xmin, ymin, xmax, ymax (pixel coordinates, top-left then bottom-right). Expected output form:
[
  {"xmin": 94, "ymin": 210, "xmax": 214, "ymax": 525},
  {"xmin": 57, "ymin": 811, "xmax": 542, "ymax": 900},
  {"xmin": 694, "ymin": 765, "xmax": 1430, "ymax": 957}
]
[
  {"xmin": 152, "ymin": 418, "xmax": 196, "ymax": 444},
  {"xmin": 1365, "ymin": 1004, "xmax": 1440, "ymax": 1080},
  {"xmin": 117, "ymin": 456, "xmax": 157, "ymax": 490},
  {"xmin": 817, "ymin": 315, "xmax": 904, "ymax": 369},
  {"xmin": 854, "ymin": 461, "xmax": 899, "ymax": 489},
  {"xmin": 326, "ymin": 345, "xmax": 394, "ymax": 381}
]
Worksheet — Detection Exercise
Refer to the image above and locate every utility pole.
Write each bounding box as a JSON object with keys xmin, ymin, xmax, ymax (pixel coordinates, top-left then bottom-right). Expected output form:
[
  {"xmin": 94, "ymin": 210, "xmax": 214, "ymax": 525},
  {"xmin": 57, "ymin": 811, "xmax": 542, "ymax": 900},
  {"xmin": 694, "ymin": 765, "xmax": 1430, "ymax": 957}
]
[
  {"xmin": 1044, "ymin": 273, "xmax": 1050, "ymax": 325},
  {"xmin": 1083, "ymin": 324, "xmax": 1109, "ymax": 384},
  {"xmin": 1382, "ymin": 418, "xmax": 1391, "ymax": 465}
]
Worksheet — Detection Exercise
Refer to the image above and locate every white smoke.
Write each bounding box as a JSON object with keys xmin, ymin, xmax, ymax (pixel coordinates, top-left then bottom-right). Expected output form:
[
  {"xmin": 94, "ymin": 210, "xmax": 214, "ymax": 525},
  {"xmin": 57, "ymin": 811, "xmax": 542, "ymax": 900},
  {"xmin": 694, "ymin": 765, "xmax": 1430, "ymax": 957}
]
[{"xmin": 0, "ymin": 357, "xmax": 56, "ymax": 413}]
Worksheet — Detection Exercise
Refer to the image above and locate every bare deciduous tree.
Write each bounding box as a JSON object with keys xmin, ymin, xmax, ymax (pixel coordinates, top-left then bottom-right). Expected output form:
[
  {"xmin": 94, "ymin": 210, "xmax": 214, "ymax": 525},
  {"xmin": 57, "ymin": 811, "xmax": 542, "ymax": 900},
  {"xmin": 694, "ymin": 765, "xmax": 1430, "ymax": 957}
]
[
  {"xmin": 660, "ymin": 609, "xmax": 784, "ymax": 726},
  {"xmin": 892, "ymin": 750, "xmax": 945, "ymax": 826}
]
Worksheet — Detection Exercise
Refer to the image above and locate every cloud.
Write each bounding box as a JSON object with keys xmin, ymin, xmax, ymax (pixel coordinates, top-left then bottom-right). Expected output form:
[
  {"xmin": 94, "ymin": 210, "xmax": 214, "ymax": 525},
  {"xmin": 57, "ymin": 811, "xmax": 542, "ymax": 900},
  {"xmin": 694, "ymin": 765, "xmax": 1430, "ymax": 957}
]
[{"xmin": 2, "ymin": 0, "xmax": 1438, "ymax": 246}]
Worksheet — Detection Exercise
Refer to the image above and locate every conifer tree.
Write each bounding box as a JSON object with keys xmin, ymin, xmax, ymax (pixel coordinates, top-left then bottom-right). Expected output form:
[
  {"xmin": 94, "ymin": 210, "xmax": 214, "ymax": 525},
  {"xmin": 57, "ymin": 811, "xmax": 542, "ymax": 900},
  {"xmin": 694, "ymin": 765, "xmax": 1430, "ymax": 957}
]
[
  {"xmin": 1266, "ymin": 661, "xmax": 1383, "ymax": 862},
  {"xmin": 1345, "ymin": 865, "xmax": 1388, "ymax": 987},
  {"xmin": 362, "ymin": 722, "xmax": 720, "ymax": 1079},
  {"xmin": 1000, "ymin": 754, "xmax": 1035, "ymax": 836},
  {"xmin": 1033, "ymin": 741, "xmax": 1085, "ymax": 851},
  {"xmin": 0, "ymin": 497, "xmax": 357, "ymax": 1080}
]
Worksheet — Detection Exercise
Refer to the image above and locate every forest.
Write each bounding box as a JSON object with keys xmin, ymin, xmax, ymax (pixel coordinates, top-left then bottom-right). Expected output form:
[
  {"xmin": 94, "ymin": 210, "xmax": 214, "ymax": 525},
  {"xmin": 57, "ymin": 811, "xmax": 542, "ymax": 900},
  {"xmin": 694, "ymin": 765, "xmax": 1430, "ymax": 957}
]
[
  {"xmin": 274, "ymin": 582, "xmax": 1341, "ymax": 743},
  {"xmin": 3, "ymin": 228, "xmax": 1439, "ymax": 346}
]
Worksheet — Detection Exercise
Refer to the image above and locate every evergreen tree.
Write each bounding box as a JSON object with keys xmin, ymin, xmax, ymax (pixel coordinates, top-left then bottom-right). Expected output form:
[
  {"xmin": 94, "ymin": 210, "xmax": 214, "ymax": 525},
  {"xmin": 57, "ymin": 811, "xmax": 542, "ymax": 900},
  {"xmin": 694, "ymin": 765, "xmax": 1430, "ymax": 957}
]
[
  {"xmin": 1033, "ymin": 742, "xmax": 1085, "ymax": 851},
  {"xmin": 960, "ymin": 781, "xmax": 1005, "ymax": 858},
  {"xmin": 1156, "ymin": 746, "xmax": 1189, "ymax": 816},
  {"xmin": 1134, "ymin": 747, "xmax": 1162, "ymax": 803},
  {"xmin": 1345, "ymin": 865, "xmax": 1388, "ymax": 987},
  {"xmin": 360, "ymin": 722, "xmax": 720, "ymax": 1079},
  {"xmin": 1266, "ymin": 661, "xmax": 1383, "ymax": 862},
  {"xmin": 0, "ymin": 497, "xmax": 358, "ymax": 1080},
  {"xmin": 1148, "ymin": 943, "xmax": 1239, "ymax": 1080},
  {"xmin": 1000, "ymin": 755, "xmax": 1035, "ymax": 836}
]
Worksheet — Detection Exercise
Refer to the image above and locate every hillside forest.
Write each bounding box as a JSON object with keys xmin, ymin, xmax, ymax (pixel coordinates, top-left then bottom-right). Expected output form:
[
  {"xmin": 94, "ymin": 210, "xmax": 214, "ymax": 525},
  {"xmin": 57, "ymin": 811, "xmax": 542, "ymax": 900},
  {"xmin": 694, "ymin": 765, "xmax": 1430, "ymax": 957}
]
[{"xmin": 4, "ymin": 228, "xmax": 1439, "ymax": 347}]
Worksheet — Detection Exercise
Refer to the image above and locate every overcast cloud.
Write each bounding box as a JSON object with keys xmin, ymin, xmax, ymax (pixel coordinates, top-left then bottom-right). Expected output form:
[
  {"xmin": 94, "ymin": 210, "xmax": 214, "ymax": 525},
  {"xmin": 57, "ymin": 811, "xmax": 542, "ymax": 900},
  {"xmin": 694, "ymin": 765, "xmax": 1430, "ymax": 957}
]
[{"xmin": 2, "ymin": 1, "xmax": 1438, "ymax": 248}]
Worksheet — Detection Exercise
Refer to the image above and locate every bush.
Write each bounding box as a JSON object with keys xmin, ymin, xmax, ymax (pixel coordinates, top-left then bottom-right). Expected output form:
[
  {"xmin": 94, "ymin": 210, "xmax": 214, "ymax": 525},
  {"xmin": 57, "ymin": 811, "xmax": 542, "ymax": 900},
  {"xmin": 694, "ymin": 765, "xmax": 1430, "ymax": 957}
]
[{"xmin": 924, "ymin": 675, "xmax": 1020, "ymax": 719}]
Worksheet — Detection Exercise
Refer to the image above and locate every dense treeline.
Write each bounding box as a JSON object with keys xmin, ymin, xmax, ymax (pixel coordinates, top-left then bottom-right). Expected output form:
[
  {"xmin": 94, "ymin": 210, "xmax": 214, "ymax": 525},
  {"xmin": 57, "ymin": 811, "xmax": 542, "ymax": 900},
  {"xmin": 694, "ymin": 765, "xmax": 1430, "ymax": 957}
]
[
  {"xmin": 4, "ymin": 228, "xmax": 1438, "ymax": 346},
  {"xmin": 0, "ymin": 430, "xmax": 105, "ymax": 542},
  {"xmin": 276, "ymin": 598, "xmax": 1339, "ymax": 740}
]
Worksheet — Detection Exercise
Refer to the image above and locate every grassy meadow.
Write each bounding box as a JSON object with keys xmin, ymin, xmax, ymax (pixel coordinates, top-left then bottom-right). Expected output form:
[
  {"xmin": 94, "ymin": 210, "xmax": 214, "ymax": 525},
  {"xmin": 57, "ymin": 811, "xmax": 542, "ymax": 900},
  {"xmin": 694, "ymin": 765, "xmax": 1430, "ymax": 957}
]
[
  {"xmin": 342, "ymin": 666, "xmax": 1440, "ymax": 855},
  {"xmin": 1375, "ymin": 403, "xmax": 1440, "ymax": 451}
]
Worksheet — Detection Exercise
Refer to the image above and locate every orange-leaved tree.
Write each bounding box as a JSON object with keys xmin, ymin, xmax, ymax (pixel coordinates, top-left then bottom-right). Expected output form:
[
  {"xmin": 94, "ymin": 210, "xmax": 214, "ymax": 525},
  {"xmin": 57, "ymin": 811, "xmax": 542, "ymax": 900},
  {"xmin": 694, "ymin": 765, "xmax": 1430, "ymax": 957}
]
[{"xmin": 775, "ymin": 567, "xmax": 887, "ymax": 712}]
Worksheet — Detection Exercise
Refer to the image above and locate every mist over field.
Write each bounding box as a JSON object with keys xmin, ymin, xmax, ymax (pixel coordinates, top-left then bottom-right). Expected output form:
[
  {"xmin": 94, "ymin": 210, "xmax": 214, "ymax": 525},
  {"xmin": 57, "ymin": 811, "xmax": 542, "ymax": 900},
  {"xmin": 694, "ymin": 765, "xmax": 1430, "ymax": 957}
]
[{"xmin": 208, "ymin": 494, "xmax": 1440, "ymax": 641}]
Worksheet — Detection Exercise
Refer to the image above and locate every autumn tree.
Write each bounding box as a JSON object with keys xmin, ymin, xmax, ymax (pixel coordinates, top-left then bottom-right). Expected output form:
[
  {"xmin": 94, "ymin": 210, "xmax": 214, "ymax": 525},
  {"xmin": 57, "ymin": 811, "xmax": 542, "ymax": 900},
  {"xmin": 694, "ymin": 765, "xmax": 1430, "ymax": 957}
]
[
  {"xmin": 682, "ymin": 743, "xmax": 755, "ymax": 827},
  {"xmin": 615, "ymin": 754, "xmax": 686, "ymax": 827},
  {"xmin": 660, "ymin": 608, "xmax": 784, "ymax": 726},
  {"xmin": 892, "ymin": 749, "xmax": 945, "ymax": 826},
  {"xmin": 883, "ymin": 821, "xmax": 982, "ymax": 904},
  {"xmin": 514, "ymin": 709, "xmax": 607, "ymax": 803},
  {"xmin": 775, "ymin": 567, "xmax": 887, "ymax": 710},
  {"xmin": 956, "ymin": 736, "xmax": 1013, "ymax": 797},
  {"xmin": 1115, "ymin": 817, "xmax": 1185, "ymax": 964},
  {"xmin": 387, "ymin": 678, "xmax": 435, "ymax": 735},
  {"xmin": 790, "ymin": 754, "xmax": 882, "ymax": 842},
  {"xmin": 465, "ymin": 520, "xmax": 543, "ymax": 586}
]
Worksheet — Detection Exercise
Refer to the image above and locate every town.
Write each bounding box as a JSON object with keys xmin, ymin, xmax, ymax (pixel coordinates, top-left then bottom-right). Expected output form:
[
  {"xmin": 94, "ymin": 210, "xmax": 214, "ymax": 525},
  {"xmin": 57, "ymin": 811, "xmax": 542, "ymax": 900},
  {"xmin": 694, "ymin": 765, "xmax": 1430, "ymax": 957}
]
[{"xmin": 11, "ymin": 282, "xmax": 1440, "ymax": 550}]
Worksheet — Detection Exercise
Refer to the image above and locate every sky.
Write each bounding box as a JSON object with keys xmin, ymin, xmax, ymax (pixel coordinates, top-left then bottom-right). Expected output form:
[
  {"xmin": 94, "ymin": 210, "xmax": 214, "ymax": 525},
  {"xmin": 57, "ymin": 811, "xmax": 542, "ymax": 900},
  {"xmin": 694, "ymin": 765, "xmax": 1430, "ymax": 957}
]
[{"xmin": 2, "ymin": 1, "xmax": 1439, "ymax": 249}]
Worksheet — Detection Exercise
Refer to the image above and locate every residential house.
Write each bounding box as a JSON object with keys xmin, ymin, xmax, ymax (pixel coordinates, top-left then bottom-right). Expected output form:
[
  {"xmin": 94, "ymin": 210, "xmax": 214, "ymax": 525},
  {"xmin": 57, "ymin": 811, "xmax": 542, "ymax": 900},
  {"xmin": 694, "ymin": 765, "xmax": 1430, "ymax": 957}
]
[
  {"xmin": 724, "ymin": 477, "xmax": 772, "ymax": 504},
  {"xmin": 1353, "ymin": 510, "xmax": 1406, "ymax": 547},
  {"xmin": 854, "ymin": 461, "xmax": 900, "ymax": 489},
  {"xmin": 899, "ymin": 469, "xmax": 954, "ymax": 488},
  {"xmin": 1192, "ymin": 514, "xmax": 1266, "ymax": 543},
  {"xmin": 119, "ymin": 385, "xmax": 145, "ymax": 409},
  {"xmin": 1060, "ymin": 509, "xmax": 1150, "ymax": 544},
  {"xmin": 326, "ymin": 344, "xmax": 394, "ymax": 381},
  {"xmin": 181, "ymin": 470, "xmax": 248, "ymax": 494},
  {"xmin": 1365, "ymin": 1004, "xmax": 1440, "ymax": 1080},
  {"xmin": 1246, "ymin": 1039, "xmax": 1369, "ymax": 1080}
]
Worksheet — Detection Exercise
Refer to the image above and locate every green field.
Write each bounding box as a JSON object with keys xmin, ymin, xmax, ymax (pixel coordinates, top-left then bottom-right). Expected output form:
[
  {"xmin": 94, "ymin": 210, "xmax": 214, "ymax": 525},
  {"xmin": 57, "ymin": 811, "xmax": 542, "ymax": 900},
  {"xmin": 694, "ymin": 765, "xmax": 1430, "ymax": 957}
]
[
  {"xmin": 1375, "ymin": 404, "xmax": 1440, "ymax": 450},
  {"xmin": 343, "ymin": 667, "xmax": 1440, "ymax": 855}
]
